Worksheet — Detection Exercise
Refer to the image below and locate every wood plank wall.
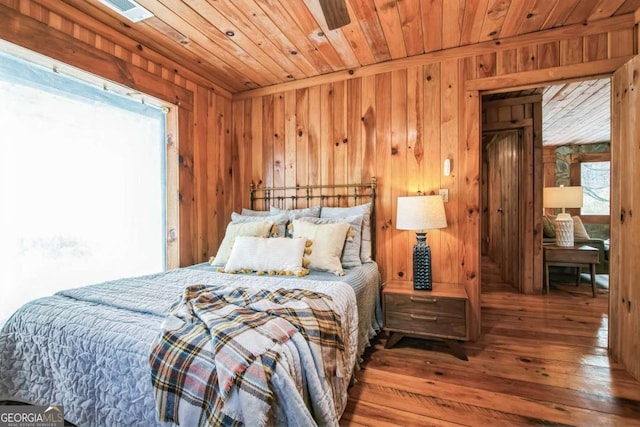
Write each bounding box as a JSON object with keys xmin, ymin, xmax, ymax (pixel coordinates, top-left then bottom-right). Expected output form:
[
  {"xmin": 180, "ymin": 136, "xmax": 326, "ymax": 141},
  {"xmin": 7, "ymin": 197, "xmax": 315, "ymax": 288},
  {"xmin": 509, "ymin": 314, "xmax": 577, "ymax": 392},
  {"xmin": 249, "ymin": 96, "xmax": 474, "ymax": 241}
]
[
  {"xmin": 231, "ymin": 23, "xmax": 636, "ymax": 341},
  {"xmin": 0, "ymin": 0, "xmax": 234, "ymax": 268},
  {"xmin": 611, "ymin": 54, "xmax": 640, "ymax": 382}
]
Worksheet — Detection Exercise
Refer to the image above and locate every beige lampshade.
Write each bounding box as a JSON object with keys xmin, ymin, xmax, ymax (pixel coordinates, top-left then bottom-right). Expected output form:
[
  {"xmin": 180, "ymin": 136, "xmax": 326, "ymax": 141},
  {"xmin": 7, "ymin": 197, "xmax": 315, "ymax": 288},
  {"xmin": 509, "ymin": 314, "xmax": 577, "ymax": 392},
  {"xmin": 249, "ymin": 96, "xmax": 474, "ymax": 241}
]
[
  {"xmin": 396, "ymin": 195, "xmax": 448, "ymax": 231},
  {"xmin": 543, "ymin": 186, "xmax": 583, "ymax": 209}
]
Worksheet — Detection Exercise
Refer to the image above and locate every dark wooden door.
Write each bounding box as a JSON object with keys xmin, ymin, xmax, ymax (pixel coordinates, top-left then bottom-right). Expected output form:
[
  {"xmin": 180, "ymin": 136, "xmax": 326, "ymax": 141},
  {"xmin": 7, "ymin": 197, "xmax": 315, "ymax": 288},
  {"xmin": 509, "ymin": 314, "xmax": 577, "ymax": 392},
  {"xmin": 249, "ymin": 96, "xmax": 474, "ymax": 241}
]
[{"xmin": 485, "ymin": 130, "xmax": 521, "ymax": 287}]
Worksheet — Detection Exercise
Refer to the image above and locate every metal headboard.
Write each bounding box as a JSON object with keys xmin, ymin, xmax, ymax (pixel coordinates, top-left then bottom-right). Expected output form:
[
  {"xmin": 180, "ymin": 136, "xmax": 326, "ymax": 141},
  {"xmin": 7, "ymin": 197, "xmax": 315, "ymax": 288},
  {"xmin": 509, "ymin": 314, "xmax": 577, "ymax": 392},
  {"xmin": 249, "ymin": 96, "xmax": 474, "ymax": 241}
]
[{"xmin": 250, "ymin": 177, "xmax": 377, "ymax": 260}]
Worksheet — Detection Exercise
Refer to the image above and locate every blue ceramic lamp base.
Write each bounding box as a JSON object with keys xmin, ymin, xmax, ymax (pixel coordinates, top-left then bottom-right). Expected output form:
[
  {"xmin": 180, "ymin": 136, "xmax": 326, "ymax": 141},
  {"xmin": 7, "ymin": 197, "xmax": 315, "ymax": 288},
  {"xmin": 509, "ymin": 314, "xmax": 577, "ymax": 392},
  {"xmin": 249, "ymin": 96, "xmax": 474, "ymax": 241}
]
[{"xmin": 413, "ymin": 232, "xmax": 432, "ymax": 290}]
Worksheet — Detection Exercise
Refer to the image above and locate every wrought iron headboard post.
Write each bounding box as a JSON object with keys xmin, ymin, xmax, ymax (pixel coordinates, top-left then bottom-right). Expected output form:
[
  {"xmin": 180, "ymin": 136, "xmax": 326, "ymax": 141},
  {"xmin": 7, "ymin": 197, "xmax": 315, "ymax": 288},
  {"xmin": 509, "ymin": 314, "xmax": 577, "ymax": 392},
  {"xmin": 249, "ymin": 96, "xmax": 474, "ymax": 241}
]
[
  {"xmin": 249, "ymin": 182, "xmax": 256, "ymax": 210},
  {"xmin": 249, "ymin": 177, "xmax": 377, "ymax": 260}
]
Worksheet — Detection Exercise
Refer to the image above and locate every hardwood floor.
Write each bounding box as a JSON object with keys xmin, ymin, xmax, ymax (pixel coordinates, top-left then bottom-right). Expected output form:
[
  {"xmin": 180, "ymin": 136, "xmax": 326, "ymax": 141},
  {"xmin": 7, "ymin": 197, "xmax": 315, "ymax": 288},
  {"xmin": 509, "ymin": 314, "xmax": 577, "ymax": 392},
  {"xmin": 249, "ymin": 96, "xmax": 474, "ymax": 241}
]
[{"xmin": 340, "ymin": 263, "xmax": 640, "ymax": 426}]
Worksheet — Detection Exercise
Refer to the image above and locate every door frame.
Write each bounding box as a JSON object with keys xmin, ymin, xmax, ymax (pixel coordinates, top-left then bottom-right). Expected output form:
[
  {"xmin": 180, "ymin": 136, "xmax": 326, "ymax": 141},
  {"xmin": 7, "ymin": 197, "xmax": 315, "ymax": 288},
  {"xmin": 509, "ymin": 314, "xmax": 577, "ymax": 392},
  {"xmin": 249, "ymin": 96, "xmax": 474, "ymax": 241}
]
[{"xmin": 466, "ymin": 55, "xmax": 631, "ymax": 364}]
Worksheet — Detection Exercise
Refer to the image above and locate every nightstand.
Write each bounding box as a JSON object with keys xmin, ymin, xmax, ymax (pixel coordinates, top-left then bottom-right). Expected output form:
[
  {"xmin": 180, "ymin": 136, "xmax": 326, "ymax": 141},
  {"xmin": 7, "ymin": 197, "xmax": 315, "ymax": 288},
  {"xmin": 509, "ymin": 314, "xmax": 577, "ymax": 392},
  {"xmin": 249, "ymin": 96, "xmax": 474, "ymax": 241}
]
[{"xmin": 383, "ymin": 280, "xmax": 469, "ymax": 360}]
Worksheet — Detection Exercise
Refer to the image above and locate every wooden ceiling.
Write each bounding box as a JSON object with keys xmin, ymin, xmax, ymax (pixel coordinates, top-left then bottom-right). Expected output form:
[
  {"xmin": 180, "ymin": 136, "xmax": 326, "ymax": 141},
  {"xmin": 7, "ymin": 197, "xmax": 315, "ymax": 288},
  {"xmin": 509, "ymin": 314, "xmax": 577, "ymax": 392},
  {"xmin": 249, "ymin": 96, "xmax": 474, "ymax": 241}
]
[
  {"xmin": 542, "ymin": 78, "xmax": 610, "ymax": 146},
  {"xmin": 483, "ymin": 78, "xmax": 611, "ymax": 146},
  {"xmin": 64, "ymin": 0, "xmax": 640, "ymax": 94}
]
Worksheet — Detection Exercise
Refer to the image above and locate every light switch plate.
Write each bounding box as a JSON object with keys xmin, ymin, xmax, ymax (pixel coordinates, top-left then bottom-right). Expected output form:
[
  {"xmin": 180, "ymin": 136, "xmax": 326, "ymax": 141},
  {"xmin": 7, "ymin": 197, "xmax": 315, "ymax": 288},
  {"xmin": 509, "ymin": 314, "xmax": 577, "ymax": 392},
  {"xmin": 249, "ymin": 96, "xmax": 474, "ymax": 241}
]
[{"xmin": 439, "ymin": 188, "xmax": 449, "ymax": 202}]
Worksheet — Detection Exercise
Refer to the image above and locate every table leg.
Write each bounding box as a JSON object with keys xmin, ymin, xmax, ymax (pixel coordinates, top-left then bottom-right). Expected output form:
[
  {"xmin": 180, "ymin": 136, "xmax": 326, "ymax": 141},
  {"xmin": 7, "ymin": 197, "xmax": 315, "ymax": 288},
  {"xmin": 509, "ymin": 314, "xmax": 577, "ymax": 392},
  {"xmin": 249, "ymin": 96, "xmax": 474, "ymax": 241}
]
[
  {"xmin": 443, "ymin": 339, "xmax": 468, "ymax": 361},
  {"xmin": 590, "ymin": 263, "xmax": 597, "ymax": 298},
  {"xmin": 545, "ymin": 263, "xmax": 550, "ymax": 295},
  {"xmin": 385, "ymin": 332, "xmax": 405, "ymax": 349},
  {"xmin": 575, "ymin": 267, "xmax": 581, "ymax": 286}
]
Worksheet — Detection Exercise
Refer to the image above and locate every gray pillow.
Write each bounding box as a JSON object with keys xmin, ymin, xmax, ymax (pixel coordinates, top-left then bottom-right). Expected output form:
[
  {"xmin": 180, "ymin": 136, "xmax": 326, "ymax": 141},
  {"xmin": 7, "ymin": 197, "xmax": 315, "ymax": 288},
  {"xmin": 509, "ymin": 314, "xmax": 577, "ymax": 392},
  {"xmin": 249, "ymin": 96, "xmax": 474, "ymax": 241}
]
[
  {"xmin": 240, "ymin": 208, "xmax": 271, "ymax": 217},
  {"xmin": 295, "ymin": 215, "xmax": 363, "ymax": 269},
  {"xmin": 321, "ymin": 203, "xmax": 372, "ymax": 263},
  {"xmin": 270, "ymin": 206, "xmax": 321, "ymax": 236},
  {"xmin": 270, "ymin": 205, "xmax": 321, "ymax": 219},
  {"xmin": 231, "ymin": 212, "xmax": 289, "ymax": 237}
]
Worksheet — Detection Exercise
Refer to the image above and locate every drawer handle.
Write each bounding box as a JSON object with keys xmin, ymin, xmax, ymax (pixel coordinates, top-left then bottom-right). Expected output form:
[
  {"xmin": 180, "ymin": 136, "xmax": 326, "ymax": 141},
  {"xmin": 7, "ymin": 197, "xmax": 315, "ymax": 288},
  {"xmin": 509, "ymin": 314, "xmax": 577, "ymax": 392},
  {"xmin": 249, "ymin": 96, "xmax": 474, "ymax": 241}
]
[
  {"xmin": 410, "ymin": 297, "xmax": 437, "ymax": 303},
  {"xmin": 410, "ymin": 314, "xmax": 437, "ymax": 322}
]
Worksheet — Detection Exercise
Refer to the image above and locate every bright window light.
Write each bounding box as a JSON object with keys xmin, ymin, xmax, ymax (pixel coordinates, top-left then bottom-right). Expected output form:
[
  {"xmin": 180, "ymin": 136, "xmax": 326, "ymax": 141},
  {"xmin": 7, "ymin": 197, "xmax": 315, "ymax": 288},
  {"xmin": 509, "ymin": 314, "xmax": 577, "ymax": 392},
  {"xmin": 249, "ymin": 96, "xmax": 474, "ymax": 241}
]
[
  {"xmin": 580, "ymin": 161, "xmax": 610, "ymax": 216},
  {"xmin": 0, "ymin": 51, "xmax": 166, "ymax": 324}
]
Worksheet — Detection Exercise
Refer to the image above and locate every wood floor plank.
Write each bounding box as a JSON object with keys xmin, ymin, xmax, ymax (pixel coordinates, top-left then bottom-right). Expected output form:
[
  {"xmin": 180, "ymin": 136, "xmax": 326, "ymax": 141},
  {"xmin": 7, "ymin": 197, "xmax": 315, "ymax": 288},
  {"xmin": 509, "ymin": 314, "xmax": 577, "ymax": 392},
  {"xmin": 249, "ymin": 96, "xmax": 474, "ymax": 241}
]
[
  {"xmin": 349, "ymin": 381, "xmax": 578, "ymax": 426},
  {"xmin": 481, "ymin": 324, "xmax": 609, "ymax": 348},
  {"xmin": 341, "ymin": 398, "xmax": 464, "ymax": 427},
  {"xmin": 358, "ymin": 367, "xmax": 640, "ymax": 426},
  {"xmin": 468, "ymin": 334, "xmax": 617, "ymax": 366},
  {"xmin": 365, "ymin": 345, "xmax": 640, "ymax": 403},
  {"xmin": 376, "ymin": 340, "xmax": 636, "ymax": 386},
  {"xmin": 340, "ymin": 260, "xmax": 640, "ymax": 426}
]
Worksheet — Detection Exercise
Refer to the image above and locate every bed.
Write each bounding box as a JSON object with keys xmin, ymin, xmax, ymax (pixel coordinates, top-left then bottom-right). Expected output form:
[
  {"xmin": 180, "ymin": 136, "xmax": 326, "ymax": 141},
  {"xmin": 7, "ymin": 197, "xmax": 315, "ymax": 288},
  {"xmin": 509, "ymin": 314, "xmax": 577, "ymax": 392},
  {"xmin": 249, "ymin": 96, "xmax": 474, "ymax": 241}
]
[{"xmin": 0, "ymin": 180, "xmax": 382, "ymax": 426}]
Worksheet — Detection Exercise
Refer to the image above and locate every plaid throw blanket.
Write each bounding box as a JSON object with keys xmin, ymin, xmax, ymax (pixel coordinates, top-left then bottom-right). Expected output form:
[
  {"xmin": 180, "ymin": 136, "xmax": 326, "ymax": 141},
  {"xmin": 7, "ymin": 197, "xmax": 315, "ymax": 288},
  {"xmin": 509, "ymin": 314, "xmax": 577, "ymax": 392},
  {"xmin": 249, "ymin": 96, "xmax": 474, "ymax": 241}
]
[{"xmin": 150, "ymin": 284, "xmax": 347, "ymax": 426}]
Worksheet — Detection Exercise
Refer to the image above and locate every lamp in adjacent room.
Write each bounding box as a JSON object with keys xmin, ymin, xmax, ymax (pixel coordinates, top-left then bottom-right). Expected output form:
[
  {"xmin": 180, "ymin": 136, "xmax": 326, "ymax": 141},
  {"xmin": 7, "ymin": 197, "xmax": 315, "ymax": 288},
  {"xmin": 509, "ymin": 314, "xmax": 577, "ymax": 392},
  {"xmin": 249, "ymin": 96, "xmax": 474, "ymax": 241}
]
[
  {"xmin": 396, "ymin": 194, "xmax": 448, "ymax": 290},
  {"xmin": 543, "ymin": 185, "xmax": 583, "ymax": 247}
]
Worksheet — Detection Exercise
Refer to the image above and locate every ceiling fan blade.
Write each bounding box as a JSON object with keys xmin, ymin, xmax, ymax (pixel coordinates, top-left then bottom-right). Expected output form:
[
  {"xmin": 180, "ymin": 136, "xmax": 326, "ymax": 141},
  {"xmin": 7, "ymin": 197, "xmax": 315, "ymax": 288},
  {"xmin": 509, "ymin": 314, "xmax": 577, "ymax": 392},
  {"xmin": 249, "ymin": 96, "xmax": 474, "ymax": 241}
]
[{"xmin": 318, "ymin": 0, "xmax": 351, "ymax": 30}]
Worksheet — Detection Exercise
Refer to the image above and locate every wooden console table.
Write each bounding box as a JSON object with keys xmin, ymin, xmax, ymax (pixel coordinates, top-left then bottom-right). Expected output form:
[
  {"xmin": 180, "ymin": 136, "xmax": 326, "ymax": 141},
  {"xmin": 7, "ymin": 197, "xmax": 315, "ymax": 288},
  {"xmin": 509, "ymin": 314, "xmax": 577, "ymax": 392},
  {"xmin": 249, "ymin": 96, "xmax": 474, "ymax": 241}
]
[{"xmin": 543, "ymin": 244, "xmax": 599, "ymax": 297}]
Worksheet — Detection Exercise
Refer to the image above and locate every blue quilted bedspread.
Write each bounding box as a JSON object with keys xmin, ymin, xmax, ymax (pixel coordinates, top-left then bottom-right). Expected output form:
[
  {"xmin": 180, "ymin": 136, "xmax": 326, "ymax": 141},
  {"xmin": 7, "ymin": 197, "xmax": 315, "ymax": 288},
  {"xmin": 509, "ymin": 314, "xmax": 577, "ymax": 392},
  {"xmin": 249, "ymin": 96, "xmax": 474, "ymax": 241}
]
[{"xmin": 0, "ymin": 265, "xmax": 381, "ymax": 426}]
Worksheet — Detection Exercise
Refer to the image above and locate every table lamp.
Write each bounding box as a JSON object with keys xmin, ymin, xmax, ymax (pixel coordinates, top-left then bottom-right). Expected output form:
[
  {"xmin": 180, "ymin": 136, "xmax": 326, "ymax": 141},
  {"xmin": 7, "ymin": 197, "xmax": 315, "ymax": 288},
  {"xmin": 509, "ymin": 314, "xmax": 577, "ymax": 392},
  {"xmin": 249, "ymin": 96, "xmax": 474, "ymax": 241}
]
[
  {"xmin": 543, "ymin": 185, "xmax": 583, "ymax": 247},
  {"xmin": 396, "ymin": 194, "xmax": 448, "ymax": 290}
]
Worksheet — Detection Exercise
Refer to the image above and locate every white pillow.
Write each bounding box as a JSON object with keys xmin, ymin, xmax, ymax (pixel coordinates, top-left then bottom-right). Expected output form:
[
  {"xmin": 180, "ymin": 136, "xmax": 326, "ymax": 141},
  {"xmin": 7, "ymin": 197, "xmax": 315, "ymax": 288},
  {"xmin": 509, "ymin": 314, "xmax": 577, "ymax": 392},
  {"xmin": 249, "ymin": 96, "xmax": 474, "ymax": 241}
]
[
  {"xmin": 209, "ymin": 220, "xmax": 274, "ymax": 266},
  {"xmin": 223, "ymin": 237, "xmax": 308, "ymax": 276},
  {"xmin": 292, "ymin": 219, "xmax": 350, "ymax": 276}
]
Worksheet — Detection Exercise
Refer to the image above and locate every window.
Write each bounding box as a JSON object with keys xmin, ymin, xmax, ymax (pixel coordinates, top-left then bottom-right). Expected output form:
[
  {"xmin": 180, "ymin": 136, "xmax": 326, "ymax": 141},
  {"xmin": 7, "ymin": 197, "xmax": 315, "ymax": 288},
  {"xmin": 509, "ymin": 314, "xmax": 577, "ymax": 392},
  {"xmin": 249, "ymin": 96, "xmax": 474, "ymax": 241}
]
[
  {"xmin": 581, "ymin": 161, "xmax": 610, "ymax": 215},
  {"xmin": 568, "ymin": 152, "xmax": 611, "ymax": 223},
  {"xmin": 0, "ymin": 50, "xmax": 167, "ymax": 323}
]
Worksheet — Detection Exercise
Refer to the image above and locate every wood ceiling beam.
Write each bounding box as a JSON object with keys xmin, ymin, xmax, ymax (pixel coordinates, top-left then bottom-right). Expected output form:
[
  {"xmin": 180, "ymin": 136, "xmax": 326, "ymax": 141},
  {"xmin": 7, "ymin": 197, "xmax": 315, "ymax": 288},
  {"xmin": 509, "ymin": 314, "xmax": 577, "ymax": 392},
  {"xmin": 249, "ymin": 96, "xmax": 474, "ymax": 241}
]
[
  {"xmin": 482, "ymin": 94, "xmax": 543, "ymax": 109},
  {"xmin": 483, "ymin": 118, "xmax": 534, "ymax": 132},
  {"xmin": 233, "ymin": 12, "xmax": 635, "ymax": 100},
  {"xmin": 33, "ymin": 0, "xmax": 233, "ymax": 98},
  {"xmin": 0, "ymin": 3, "xmax": 194, "ymax": 109},
  {"xmin": 466, "ymin": 57, "xmax": 630, "ymax": 91}
]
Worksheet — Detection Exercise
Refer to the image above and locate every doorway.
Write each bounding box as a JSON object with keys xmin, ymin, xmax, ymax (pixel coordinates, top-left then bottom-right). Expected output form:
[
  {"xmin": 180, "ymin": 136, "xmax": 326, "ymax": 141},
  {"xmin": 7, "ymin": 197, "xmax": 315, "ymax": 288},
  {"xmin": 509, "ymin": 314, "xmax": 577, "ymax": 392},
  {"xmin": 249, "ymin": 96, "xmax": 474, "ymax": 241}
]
[
  {"xmin": 470, "ymin": 56, "xmax": 639, "ymax": 381},
  {"xmin": 482, "ymin": 130, "xmax": 522, "ymax": 288},
  {"xmin": 480, "ymin": 92, "xmax": 543, "ymax": 294},
  {"xmin": 480, "ymin": 79, "xmax": 612, "ymax": 296}
]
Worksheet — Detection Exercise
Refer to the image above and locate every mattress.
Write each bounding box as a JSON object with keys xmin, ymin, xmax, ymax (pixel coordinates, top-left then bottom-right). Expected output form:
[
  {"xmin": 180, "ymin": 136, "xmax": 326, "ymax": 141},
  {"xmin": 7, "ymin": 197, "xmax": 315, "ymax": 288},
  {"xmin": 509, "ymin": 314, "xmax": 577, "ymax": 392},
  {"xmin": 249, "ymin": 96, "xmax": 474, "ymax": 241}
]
[{"xmin": 0, "ymin": 264, "xmax": 381, "ymax": 426}]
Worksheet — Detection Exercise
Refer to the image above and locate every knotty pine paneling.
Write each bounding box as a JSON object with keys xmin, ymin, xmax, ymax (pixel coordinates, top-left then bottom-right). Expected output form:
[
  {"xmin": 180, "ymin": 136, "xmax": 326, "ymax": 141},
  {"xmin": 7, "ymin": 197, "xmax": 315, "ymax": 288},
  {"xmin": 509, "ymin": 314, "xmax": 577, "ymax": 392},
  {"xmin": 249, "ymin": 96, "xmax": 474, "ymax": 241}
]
[
  {"xmin": 0, "ymin": 0, "xmax": 234, "ymax": 268},
  {"xmin": 232, "ymin": 62, "xmax": 481, "ymax": 336},
  {"xmin": 232, "ymin": 23, "xmax": 634, "ymax": 342},
  {"xmin": 611, "ymin": 55, "xmax": 640, "ymax": 382}
]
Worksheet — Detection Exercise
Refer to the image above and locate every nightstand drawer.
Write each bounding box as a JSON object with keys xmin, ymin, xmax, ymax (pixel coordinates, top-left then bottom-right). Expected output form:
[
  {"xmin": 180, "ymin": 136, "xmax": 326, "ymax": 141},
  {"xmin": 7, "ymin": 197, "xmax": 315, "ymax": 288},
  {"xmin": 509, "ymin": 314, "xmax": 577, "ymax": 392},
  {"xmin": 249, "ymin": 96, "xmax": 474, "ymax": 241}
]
[
  {"xmin": 385, "ymin": 311, "xmax": 466, "ymax": 339},
  {"xmin": 384, "ymin": 293, "xmax": 465, "ymax": 318}
]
